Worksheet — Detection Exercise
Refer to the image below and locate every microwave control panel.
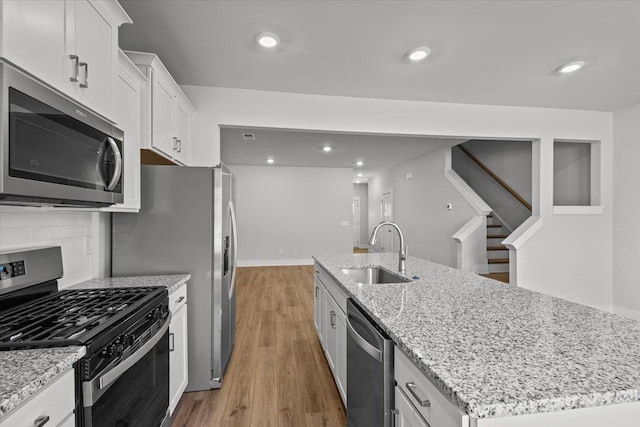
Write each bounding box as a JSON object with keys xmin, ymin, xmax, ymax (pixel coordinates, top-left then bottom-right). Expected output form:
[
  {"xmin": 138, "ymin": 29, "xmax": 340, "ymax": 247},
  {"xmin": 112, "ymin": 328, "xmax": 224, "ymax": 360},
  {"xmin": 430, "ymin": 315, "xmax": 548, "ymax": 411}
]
[{"xmin": 0, "ymin": 260, "xmax": 25, "ymax": 280}]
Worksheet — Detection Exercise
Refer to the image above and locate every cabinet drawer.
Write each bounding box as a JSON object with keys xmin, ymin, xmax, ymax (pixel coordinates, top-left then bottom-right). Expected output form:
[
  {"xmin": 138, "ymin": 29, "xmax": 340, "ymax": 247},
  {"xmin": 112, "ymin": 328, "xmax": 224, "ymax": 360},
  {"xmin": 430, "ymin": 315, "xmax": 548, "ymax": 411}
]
[
  {"xmin": 169, "ymin": 283, "xmax": 188, "ymax": 314},
  {"xmin": 314, "ymin": 264, "xmax": 348, "ymax": 314},
  {"xmin": 1, "ymin": 369, "xmax": 75, "ymax": 427},
  {"xmin": 394, "ymin": 347, "xmax": 469, "ymax": 427}
]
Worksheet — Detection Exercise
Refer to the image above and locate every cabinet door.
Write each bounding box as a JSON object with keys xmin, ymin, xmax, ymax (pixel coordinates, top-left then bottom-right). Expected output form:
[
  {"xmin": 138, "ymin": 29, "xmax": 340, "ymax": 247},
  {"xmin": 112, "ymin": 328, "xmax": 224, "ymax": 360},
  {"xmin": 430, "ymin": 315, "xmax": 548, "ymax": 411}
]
[
  {"xmin": 1, "ymin": 1, "xmax": 67, "ymax": 90},
  {"xmin": 335, "ymin": 308, "xmax": 347, "ymax": 404},
  {"xmin": 152, "ymin": 69, "xmax": 177, "ymax": 158},
  {"xmin": 314, "ymin": 278, "xmax": 323, "ymax": 343},
  {"xmin": 169, "ymin": 303, "xmax": 189, "ymax": 415},
  {"xmin": 395, "ymin": 386, "xmax": 431, "ymax": 427},
  {"xmin": 105, "ymin": 54, "xmax": 142, "ymax": 212},
  {"xmin": 174, "ymin": 95, "xmax": 192, "ymax": 165},
  {"xmin": 71, "ymin": 0, "xmax": 115, "ymax": 118},
  {"xmin": 324, "ymin": 293, "xmax": 338, "ymax": 374}
]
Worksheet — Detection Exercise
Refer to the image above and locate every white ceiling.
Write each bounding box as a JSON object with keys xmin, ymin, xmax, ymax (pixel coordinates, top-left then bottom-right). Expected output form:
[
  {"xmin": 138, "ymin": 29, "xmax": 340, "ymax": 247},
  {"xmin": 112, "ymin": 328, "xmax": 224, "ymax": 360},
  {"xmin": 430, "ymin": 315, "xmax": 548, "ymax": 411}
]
[
  {"xmin": 220, "ymin": 127, "xmax": 467, "ymax": 182},
  {"xmin": 119, "ymin": 0, "xmax": 640, "ymax": 112}
]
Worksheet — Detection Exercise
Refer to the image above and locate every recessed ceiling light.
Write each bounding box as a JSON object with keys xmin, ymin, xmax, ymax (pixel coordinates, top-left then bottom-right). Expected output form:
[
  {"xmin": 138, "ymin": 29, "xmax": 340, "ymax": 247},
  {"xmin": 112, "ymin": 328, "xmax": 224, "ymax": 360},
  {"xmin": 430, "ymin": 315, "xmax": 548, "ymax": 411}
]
[
  {"xmin": 556, "ymin": 61, "xmax": 585, "ymax": 74},
  {"xmin": 256, "ymin": 32, "xmax": 279, "ymax": 49},
  {"xmin": 406, "ymin": 46, "xmax": 431, "ymax": 62},
  {"xmin": 357, "ymin": 173, "xmax": 363, "ymax": 177},
  {"xmin": 322, "ymin": 146, "xmax": 332, "ymax": 152},
  {"xmin": 356, "ymin": 161, "xmax": 364, "ymax": 167},
  {"xmin": 267, "ymin": 158, "xmax": 275, "ymax": 164}
]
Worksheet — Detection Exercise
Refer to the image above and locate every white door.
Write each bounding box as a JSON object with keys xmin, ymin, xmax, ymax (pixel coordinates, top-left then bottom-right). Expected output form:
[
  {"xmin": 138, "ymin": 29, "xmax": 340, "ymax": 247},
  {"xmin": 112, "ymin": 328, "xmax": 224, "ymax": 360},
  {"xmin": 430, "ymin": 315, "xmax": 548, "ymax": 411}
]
[
  {"xmin": 381, "ymin": 190, "xmax": 393, "ymax": 252},
  {"xmin": 352, "ymin": 197, "xmax": 361, "ymax": 247}
]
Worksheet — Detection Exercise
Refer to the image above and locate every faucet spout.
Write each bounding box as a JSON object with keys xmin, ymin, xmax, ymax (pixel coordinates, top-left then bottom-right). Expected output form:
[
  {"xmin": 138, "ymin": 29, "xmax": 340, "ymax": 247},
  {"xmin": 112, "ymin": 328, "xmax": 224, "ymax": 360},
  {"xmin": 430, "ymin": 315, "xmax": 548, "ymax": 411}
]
[{"xmin": 368, "ymin": 221, "xmax": 407, "ymax": 274}]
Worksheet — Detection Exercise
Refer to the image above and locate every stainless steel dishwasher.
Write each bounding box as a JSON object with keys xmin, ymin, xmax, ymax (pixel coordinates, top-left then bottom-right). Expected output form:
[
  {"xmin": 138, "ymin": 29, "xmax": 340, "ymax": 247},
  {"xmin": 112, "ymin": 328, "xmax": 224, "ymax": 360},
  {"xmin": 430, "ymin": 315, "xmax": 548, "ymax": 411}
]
[{"xmin": 346, "ymin": 298, "xmax": 394, "ymax": 427}]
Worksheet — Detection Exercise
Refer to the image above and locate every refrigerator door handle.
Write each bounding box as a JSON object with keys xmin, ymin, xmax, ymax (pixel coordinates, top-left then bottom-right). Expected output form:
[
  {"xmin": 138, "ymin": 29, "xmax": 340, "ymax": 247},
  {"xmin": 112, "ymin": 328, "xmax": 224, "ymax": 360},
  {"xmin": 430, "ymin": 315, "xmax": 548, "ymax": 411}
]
[{"xmin": 228, "ymin": 200, "xmax": 238, "ymax": 299}]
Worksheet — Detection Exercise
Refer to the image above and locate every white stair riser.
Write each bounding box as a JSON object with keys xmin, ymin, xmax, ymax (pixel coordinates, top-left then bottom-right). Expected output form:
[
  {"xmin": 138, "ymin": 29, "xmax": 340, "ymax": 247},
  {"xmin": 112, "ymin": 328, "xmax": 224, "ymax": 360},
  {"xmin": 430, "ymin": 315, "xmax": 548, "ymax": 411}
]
[
  {"xmin": 487, "ymin": 237, "xmax": 507, "ymax": 246},
  {"xmin": 487, "ymin": 250, "xmax": 509, "ymax": 259},
  {"xmin": 489, "ymin": 263, "xmax": 509, "ymax": 273},
  {"xmin": 487, "ymin": 228, "xmax": 504, "ymax": 237}
]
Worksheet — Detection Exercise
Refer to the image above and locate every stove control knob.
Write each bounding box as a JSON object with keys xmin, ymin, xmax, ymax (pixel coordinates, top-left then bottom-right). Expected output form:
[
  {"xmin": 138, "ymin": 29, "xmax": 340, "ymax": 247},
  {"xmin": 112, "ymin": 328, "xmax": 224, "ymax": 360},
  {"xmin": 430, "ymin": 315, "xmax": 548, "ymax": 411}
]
[{"xmin": 125, "ymin": 334, "xmax": 135, "ymax": 346}]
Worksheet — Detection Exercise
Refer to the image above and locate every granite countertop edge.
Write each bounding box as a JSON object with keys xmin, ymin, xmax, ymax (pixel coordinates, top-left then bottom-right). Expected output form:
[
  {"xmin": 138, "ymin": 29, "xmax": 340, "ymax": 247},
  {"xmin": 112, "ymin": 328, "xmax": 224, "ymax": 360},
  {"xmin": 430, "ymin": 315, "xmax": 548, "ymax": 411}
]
[
  {"xmin": 69, "ymin": 273, "xmax": 191, "ymax": 294},
  {"xmin": 0, "ymin": 347, "xmax": 86, "ymax": 419},
  {"xmin": 312, "ymin": 253, "xmax": 640, "ymax": 419}
]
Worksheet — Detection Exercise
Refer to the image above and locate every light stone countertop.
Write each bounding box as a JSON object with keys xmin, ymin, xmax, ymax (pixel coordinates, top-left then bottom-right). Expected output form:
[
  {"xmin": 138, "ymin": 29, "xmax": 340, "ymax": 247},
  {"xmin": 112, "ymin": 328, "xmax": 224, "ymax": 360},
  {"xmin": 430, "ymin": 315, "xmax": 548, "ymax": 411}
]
[
  {"xmin": 0, "ymin": 347, "xmax": 86, "ymax": 418},
  {"xmin": 313, "ymin": 252, "xmax": 640, "ymax": 419},
  {"xmin": 69, "ymin": 274, "xmax": 190, "ymax": 294}
]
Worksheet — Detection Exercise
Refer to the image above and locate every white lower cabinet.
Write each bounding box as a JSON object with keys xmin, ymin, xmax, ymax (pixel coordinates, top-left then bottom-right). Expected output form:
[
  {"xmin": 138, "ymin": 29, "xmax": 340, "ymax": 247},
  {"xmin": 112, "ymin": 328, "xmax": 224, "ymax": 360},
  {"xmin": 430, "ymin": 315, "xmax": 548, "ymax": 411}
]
[
  {"xmin": 0, "ymin": 369, "xmax": 75, "ymax": 427},
  {"xmin": 394, "ymin": 386, "xmax": 431, "ymax": 427},
  {"xmin": 313, "ymin": 264, "xmax": 347, "ymax": 405},
  {"xmin": 169, "ymin": 284, "xmax": 189, "ymax": 415}
]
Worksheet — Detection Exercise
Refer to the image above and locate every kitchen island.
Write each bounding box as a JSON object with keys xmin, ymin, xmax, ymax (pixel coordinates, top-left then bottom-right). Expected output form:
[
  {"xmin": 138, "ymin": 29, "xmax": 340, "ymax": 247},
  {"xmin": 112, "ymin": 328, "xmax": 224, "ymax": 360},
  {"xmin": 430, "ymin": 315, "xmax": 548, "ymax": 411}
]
[{"xmin": 313, "ymin": 253, "xmax": 640, "ymax": 426}]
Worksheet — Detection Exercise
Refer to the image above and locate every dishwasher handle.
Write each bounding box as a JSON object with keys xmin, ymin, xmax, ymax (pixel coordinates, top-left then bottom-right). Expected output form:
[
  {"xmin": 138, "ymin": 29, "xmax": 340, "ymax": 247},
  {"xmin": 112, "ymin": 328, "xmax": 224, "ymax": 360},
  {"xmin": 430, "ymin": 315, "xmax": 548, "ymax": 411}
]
[{"xmin": 347, "ymin": 312, "xmax": 383, "ymax": 362}]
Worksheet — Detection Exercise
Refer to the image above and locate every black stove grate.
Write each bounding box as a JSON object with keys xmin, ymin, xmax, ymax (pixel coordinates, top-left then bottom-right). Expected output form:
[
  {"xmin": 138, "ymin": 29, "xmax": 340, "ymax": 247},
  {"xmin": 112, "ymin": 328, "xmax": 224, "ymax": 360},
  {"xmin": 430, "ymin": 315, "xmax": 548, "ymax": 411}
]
[{"xmin": 0, "ymin": 287, "xmax": 163, "ymax": 348}]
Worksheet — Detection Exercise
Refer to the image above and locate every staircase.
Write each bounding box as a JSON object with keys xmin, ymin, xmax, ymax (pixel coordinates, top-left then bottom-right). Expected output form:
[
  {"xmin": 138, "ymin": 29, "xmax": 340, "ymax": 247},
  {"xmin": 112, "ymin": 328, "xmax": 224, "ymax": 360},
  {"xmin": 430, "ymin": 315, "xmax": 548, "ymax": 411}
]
[{"xmin": 481, "ymin": 214, "xmax": 510, "ymax": 283}]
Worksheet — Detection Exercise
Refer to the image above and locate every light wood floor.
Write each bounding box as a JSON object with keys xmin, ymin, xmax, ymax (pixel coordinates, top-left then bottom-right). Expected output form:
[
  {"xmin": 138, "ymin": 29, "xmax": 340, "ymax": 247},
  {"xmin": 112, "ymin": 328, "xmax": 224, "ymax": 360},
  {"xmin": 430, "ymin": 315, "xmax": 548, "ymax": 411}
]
[{"xmin": 171, "ymin": 266, "xmax": 347, "ymax": 427}]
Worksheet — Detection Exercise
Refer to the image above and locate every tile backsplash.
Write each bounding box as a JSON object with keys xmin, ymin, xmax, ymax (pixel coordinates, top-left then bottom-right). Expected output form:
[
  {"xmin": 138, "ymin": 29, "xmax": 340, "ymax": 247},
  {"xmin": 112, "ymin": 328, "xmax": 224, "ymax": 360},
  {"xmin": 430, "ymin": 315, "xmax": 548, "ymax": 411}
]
[{"xmin": 0, "ymin": 207, "xmax": 110, "ymax": 289}]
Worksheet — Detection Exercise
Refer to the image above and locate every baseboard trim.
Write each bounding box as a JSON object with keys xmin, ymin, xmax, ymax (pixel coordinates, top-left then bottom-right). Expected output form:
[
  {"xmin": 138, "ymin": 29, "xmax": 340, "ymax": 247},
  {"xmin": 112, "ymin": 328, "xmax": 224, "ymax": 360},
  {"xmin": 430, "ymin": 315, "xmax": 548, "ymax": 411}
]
[
  {"xmin": 238, "ymin": 259, "xmax": 314, "ymax": 267},
  {"xmin": 612, "ymin": 305, "xmax": 640, "ymax": 321}
]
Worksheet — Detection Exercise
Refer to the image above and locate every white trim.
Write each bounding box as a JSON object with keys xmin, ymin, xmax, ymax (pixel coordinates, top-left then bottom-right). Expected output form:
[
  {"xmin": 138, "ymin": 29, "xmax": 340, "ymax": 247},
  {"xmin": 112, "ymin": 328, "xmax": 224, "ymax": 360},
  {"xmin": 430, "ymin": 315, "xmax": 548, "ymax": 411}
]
[
  {"xmin": 443, "ymin": 169, "xmax": 491, "ymax": 215},
  {"xmin": 552, "ymin": 205, "xmax": 604, "ymax": 215},
  {"xmin": 612, "ymin": 305, "xmax": 640, "ymax": 321},
  {"xmin": 238, "ymin": 258, "xmax": 314, "ymax": 267},
  {"xmin": 452, "ymin": 216, "xmax": 483, "ymax": 243},
  {"xmin": 502, "ymin": 216, "xmax": 543, "ymax": 250}
]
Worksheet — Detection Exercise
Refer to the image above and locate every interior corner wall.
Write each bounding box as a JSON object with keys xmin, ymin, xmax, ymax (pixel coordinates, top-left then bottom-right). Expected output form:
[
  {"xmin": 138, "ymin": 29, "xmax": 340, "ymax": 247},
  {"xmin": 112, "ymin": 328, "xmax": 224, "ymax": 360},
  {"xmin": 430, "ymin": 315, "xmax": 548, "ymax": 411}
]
[
  {"xmin": 353, "ymin": 183, "xmax": 369, "ymax": 245},
  {"xmin": 229, "ymin": 165, "xmax": 353, "ymax": 265},
  {"xmin": 181, "ymin": 85, "xmax": 613, "ymax": 310},
  {"xmin": 612, "ymin": 103, "xmax": 640, "ymax": 320},
  {"xmin": 368, "ymin": 148, "xmax": 477, "ymax": 266}
]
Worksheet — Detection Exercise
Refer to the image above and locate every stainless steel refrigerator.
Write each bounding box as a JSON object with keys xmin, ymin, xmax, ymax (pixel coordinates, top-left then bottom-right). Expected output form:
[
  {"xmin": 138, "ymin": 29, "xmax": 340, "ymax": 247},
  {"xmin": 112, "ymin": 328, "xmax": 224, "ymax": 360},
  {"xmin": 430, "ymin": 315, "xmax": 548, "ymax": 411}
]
[{"xmin": 111, "ymin": 164, "xmax": 237, "ymax": 391}]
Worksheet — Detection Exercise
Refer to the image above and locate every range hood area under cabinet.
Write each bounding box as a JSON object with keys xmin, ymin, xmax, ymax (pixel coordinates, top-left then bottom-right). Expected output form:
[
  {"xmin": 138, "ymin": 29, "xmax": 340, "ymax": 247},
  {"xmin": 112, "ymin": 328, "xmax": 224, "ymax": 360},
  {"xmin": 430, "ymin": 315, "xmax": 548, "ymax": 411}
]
[{"xmin": 124, "ymin": 51, "xmax": 195, "ymax": 166}]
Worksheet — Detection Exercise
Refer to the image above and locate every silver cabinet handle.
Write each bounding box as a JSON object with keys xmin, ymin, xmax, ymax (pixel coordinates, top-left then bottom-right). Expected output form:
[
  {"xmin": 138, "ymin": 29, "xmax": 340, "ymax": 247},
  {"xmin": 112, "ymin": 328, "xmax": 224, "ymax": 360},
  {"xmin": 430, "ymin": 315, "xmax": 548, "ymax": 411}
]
[
  {"xmin": 169, "ymin": 332, "xmax": 175, "ymax": 352},
  {"xmin": 314, "ymin": 269, "xmax": 320, "ymax": 274},
  {"xmin": 173, "ymin": 137, "xmax": 178, "ymax": 151},
  {"xmin": 106, "ymin": 137, "xmax": 123, "ymax": 191},
  {"xmin": 79, "ymin": 62, "xmax": 88, "ymax": 88},
  {"xmin": 405, "ymin": 382, "xmax": 431, "ymax": 407},
  {"xmin": 315, "ymin": 286, "xmax": 319, "ymax": 299},
  {"xmin": 330, "ymin": 311, "xmax": 337, "ymax": 328},
  {"xmin": 177, "ymin": 139, "xmax": 182, "ymax": 153},
  {"xmin": 176, "ymin": 296, "xmax": 185, "ymax": 304},
  {"xmin": 69, "ymin": 55, "xmax": 79, "ymax": 82},
  {"xmin": 34, "ymin": 415, "xmax": 50, "ymax": 427}
]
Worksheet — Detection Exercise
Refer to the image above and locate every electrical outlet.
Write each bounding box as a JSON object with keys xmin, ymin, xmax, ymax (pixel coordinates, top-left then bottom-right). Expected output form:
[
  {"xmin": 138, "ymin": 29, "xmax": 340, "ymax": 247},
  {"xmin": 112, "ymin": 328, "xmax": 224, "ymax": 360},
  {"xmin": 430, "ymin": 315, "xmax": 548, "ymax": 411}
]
[
  {"xmin": 446, "ymin": 203, "xmax": 453, "ymax": 210},
  {"xmin": 406, "ymin": 173, "xmax": 413, "ymax": 180},
  {"xmin": 278, "ymin": 248, "xmax": 284, "ymax": 254}
]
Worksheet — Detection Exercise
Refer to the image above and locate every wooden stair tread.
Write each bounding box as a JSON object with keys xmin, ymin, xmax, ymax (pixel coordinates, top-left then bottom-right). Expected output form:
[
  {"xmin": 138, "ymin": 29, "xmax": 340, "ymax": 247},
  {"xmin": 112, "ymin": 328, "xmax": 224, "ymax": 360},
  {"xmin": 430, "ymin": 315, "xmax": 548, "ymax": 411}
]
[
  {"xmin": 480, "ymin": 272, "xmax": 510, "ymax": 283},
  {"xmin": 488, "ymin": 234, "xmax": 509, "ymax": 239},
  {"xmin": 487, "ymin": 245, "xmax": 507, "ymax": 251},
  {"xmin": 488, "ymin": 258, "xmax": 509, "ymax": 264},
  {"xmin": 487, "ymin": 224, "xmax": 502, "ymax": 228}
]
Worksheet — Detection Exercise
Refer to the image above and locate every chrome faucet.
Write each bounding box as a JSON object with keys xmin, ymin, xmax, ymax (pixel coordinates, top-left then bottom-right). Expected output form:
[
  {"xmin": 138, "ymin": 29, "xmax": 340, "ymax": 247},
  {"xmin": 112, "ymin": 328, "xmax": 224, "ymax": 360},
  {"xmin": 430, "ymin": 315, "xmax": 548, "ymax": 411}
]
[{"xmin": 368, "ymin": 221, "xmax": 407, "ymax": 274}]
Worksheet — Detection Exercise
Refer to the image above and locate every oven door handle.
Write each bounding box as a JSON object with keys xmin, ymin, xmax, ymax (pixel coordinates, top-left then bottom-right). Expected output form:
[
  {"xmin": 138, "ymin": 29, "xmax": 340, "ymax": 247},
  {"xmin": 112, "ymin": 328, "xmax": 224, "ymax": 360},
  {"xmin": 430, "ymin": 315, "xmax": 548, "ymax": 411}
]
[{"xmin": 82, "ymin": 314, "xmax": 171, "ymax": 406}]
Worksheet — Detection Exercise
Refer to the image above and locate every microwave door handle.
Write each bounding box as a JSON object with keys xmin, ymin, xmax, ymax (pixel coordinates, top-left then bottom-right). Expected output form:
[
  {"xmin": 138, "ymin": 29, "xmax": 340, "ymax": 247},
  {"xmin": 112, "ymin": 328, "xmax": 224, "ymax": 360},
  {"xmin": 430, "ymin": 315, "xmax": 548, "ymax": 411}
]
[
  {"xmin": 82, "ymin": 314, "xmax": 171, "ymax": 406},
  {"xmin": 105, "ymin": 137, "xmax": 123, "ymax": 191}
]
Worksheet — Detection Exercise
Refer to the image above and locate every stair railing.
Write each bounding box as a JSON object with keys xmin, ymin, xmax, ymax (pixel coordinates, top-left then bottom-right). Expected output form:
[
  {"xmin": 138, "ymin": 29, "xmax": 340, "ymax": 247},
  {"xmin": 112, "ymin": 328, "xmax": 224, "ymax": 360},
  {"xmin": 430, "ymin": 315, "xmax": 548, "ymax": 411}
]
[{"xmin": 457, "ymin": 145, "xmax": 532, "ymax": 211}]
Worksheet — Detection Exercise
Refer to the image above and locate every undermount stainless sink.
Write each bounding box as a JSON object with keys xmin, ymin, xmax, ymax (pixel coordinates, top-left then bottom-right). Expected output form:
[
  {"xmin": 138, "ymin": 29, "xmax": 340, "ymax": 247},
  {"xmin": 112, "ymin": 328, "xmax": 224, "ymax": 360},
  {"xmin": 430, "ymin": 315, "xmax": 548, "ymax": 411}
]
[{"xmin": 340, "ymin": 266, "xmax": 412, "ymax": 285}]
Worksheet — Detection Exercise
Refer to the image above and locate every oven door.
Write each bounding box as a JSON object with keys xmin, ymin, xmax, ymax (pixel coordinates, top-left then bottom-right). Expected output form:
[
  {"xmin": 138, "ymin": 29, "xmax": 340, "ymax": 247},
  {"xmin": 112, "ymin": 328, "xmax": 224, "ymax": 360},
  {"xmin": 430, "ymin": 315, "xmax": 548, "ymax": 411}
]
[{"xmin": 81, "ymin": 317, "xmax": 170, "ymax": 427}]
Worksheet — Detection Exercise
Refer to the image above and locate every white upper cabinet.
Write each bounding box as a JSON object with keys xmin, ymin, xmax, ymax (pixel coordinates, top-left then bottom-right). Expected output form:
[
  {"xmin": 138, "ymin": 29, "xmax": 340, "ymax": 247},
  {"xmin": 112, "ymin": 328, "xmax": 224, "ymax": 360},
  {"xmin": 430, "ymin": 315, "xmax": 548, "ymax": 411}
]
[
  {"xmin": 124, "ymin": 51, "xmax": 195, "ymax": 166},
  {"xmin": 103, "ymin": 50, "xmax": 146, "ymax": 212},
  {"xmin": 0, "ymin": 0, "xmax": 131, "ymax": 121}
]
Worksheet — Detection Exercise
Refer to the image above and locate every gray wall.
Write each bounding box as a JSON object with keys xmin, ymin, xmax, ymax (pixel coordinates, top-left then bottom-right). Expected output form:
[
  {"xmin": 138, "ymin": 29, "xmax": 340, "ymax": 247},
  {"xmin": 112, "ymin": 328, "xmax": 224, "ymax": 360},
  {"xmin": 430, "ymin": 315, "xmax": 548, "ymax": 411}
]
[
  {"xmin": 553, "ymin": 141, "xmax": 591, "ymax": 206},
  {"xmin": 353, "ymin": 183, "xmax": 369, "ymax": 245},
  {"xmin": 452, "ymin": 140, "xmax": 532, "ymax": 231},
  {"xmin": 229, "ymin": 165, "xmax": 353, "ymax": 265},
  {"xmin": 368, "ymin": 148, "xmax": 477, "ymax": 266}
]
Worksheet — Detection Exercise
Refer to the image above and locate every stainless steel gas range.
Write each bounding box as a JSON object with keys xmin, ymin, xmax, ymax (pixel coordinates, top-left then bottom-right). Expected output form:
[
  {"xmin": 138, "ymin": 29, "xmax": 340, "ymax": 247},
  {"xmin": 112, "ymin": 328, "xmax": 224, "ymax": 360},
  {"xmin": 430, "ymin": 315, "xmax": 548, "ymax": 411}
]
[{"xmin": 0, "ymin": 246, "xmax": 171, "ymax": 427}]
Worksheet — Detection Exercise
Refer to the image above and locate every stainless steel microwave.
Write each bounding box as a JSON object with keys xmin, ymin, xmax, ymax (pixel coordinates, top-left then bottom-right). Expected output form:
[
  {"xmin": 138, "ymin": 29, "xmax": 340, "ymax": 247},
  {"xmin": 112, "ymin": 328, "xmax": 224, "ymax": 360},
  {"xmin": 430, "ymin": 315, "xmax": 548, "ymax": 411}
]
[{"xmin": 0, "ymin": 61, "xmax": 123, "ymax": 207}]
